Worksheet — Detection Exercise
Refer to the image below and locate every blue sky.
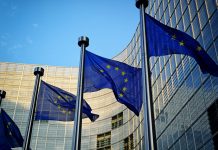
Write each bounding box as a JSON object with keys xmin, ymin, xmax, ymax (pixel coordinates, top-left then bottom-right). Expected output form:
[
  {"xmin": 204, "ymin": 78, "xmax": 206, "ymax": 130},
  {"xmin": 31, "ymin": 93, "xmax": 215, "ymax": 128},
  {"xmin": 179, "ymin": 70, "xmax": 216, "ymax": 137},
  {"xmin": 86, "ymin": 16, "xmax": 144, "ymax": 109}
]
[{"xmin": 0, "ymin": 0, "xmax": 139, "ymax": 67}]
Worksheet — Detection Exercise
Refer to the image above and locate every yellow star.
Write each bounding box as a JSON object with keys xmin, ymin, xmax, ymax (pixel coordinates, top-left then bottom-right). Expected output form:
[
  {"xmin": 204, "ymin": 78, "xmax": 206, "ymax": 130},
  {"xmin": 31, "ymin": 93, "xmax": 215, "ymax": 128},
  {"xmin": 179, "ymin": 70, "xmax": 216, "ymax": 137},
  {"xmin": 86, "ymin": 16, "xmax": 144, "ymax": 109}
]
[
  {"xmin": 7, "ymin": 122, "xmax": 11, "ymax": 128},
  {"xmin": 179, "ymin": 41, "xmax": 184, "ymax": 46},
  {"xmin": 196, "ymin": 46, "xmax": 202, "ymax": 51},
  {"xmin": 124, "ymin": 78, "xmax": 128, "ymax": 83},
  {"xmin": 58, "ymin": 96, "xmax": 61, "ymax": 99},
  {"xmin": 172, "ymin": 34, "xmax": 176, "ymax": 40},
  {"xmin": 68, "ymin": 111, "xmax": 71, "ymax": 114},
  {"xmin": 106, "ymin": 65, "xmax": 111, "ymax": 69},
  {"xmin": 54, "ymin": 100, "xmax": 58, "ymax": 104},
  {"xmin": 65, "ymin": 95, "xmax": 69, "ymax": 99},
  {"xmin": 119, "ymin": 93, "xmax": 123, "ymax": 97},
  {"xmin": 100, "ymin": 69, "xmax": 104, "ymax": 73},
  {"xmin": 121, "ymin": 71, "xmax": 126, "ymax": 76},
  {"xmin": 115, "ymin": 67, "xmax": 119, "ymax": 71},
  {"xmin": 62, "ymin": 110, "xmax": 66, "ymax": 114},
  {"xmin": 122, "ymin": 87, "xmax": 127, "ymax": 92},
  {"xmin": 58, "ymin": 105, "xmax": 61, "ymax": 109}
]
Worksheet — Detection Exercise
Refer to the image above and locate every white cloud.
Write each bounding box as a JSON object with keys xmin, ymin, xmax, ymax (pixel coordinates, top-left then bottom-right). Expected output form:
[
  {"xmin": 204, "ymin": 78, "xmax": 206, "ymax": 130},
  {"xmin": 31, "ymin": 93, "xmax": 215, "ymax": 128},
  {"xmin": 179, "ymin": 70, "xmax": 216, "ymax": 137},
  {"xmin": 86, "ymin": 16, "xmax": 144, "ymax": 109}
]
[
  {"xmin": 9, "ymin": 3, "xmax": 18, "ymax": 16},
  {"xmin": 32, "ymin": 23, "xmax": 39, "ymax": 28},
  {"xmin": 0, "ymin": 34, "xmax": 9, "ymax": 48},
  {"xmin": 1, "ymin": 33, "xmax": 9, "ymax": 39},
  {"xmin": 26, "ymin": 37, "xmax": 33, "ymax": 44},
  {"xmin": 0, "ymin": 41, "xmax": 7, "ymax": 47},
  {"xmin": 11, "ymin": 5, "xmax": 17, "ymax": 10},
  {"xmin": 9, "ymin": 44, "xmax": 23, "ymax": 50}
]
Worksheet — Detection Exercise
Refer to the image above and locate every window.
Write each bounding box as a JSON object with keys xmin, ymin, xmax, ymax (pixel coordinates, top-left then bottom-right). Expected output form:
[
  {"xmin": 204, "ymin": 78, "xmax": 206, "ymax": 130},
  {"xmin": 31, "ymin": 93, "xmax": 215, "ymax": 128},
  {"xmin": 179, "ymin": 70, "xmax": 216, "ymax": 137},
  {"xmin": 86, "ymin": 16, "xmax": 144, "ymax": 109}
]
[
  {"xmin": 111, "ymin": 112, "xmax": 123, "ymax": 129},
  {"xmin": 210, "ymin": 11, "xmax": 218, "ymax": 39},
  {"xmin": 189, "ymin": 0, "xmax": 197, "ymax": 21},
  {"xmin": 180, "ymin": 0, "xmax": 188, "ymax": 14},
  {"xmin": 202, "ymin": 23, "xmax": 213, "ymax": 50},
  {"xmin": 198, "ymin": 4, "xmax": 208, "ymax": 29},
  {"xmin": 97, "ymin": 132, "xmax": 111, "ymax": 150},
  {"xmin": 205, "ymin": 0, "xmax": 216, "ymax": 18},
  {"xmin": 124, "ymin": 134, "xmax": 134, "ymax": 150},
  {"xmin": 192, "ymin": 16, "xmax": 200, "ymax": 39},
  {"xmin": 183, "ymin": 8, "xmax": 190, "ymax": 31}
]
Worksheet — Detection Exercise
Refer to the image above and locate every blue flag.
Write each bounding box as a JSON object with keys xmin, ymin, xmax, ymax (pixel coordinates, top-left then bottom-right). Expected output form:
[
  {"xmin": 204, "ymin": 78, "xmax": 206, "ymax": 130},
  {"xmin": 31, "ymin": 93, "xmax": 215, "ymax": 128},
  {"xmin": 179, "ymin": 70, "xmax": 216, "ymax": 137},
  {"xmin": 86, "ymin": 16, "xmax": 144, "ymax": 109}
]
[
  {"xmin": 35, "ymin": 80, "xmax": 99, "ymax": 122},
  {"xmin": 0, "ymin": 109, "xmax": 23, "ymax": 149},
  {"xmin": 145, "ymin": 14, "xmax": 218, "ymax": 76},
  {"xmin": 83, "ymin": 50, "xmax": 142, "ymax": 116}
]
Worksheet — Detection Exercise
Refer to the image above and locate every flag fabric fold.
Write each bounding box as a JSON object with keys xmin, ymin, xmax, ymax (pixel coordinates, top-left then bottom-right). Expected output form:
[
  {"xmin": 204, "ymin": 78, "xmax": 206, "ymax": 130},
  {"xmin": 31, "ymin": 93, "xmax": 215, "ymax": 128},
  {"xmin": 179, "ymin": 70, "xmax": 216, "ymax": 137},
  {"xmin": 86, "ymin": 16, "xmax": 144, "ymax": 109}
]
[
  {"xmin": 35, "ymin": 80, "xmax": 99, "ymax": 122},
  {"xmin": 84, "ymin": 50, "xmax": 142, "ymax": 116},
  {"xmin": 0, "ymin": 108, "xmax": 23, "ymax": 149},
  {"xmin": 145, "ymin": 13, "xmax": 218, "ymax": 77}
]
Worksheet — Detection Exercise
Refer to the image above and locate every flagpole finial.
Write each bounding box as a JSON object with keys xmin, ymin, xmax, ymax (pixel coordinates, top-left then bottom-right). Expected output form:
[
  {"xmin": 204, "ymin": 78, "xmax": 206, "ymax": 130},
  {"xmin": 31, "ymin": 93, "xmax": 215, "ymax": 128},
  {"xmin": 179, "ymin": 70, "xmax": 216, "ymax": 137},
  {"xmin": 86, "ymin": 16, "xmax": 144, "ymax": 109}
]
[
  {"xmin": 78, "ymin": 36, "xmax": 89, "ymax": 47},
  {"xmin": 34, "ymin": 67, "xmax": 44, "ymax": 76},
  {"xmin": 135, "ymin": 0, "xmax": 148, "ymax": 9},
  {"xmin": 0, "ymin": 90, "xmax": 6, "ymax": 99}
]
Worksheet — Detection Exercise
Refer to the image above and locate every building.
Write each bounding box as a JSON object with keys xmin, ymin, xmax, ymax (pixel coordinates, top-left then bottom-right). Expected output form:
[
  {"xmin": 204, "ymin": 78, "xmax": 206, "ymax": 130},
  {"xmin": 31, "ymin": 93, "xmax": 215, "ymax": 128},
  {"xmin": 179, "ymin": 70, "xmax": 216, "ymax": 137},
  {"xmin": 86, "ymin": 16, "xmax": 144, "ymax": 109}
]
[
  {"xmin": 0, "ymin": 0, "xmax": 218, "ymax": 149},
  {"xmin": 146, "ymin": 0, "xmax": 218, "ymax": 149},
  {"xmin": 0, "ymin": 54, "xmax": 143, "ymax": 150}
]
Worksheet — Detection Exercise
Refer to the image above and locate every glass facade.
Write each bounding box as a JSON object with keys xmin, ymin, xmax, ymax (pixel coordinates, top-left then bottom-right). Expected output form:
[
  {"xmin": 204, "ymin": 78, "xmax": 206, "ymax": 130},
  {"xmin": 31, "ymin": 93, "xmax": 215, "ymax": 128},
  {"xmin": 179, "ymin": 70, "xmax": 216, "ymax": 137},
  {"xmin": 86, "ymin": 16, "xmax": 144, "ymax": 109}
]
[
  {"xmin": 0, "ymin": 0, "xmax": 218, "ymax": 150},
  {"xmin": 146, "ymin": 0, "xmax": 218, "ymax": 149},
  {"xmin": 0, "ymin": 60, "xmax": 144, "ymax": 150}
]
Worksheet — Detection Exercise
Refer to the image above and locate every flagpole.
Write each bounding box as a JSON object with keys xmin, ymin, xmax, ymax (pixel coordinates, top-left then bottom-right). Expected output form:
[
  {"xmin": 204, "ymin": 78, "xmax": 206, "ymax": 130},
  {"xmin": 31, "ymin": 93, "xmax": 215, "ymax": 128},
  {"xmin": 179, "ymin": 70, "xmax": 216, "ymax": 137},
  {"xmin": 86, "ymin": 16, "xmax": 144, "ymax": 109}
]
[
  {"xmin": 135, "ymin": 0, "xmax": 157, "ymax": 149},
  {"xmin": 72, "ymin": 36, "xmax": 89, "ymax": 150},
  {"xmin": 23, "ymin": 67, "xmax": 44, "ymax": 150},
  {"xmin": 0, "ymin": 90, "xmax": 6, "ymax": 107}
]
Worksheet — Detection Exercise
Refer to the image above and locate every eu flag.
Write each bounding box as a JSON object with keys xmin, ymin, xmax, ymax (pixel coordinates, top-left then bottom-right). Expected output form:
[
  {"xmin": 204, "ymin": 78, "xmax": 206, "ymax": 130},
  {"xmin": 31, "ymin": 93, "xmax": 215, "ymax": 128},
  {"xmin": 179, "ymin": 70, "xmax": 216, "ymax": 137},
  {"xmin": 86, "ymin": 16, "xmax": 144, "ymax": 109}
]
[
  {"xmin": 35, "ymin": 81, "xmax": 99, "ymax": 122},
  {"xmin": 0, "ymin": 109, "xmax": 23, "ymax": 149},
  {"xmin": 84, "ymin": 50, "xmax": 142, "ymax": 116},
  {"xmin": 145, "ymin": 14, "xmax": 218, "ymax": 76}
]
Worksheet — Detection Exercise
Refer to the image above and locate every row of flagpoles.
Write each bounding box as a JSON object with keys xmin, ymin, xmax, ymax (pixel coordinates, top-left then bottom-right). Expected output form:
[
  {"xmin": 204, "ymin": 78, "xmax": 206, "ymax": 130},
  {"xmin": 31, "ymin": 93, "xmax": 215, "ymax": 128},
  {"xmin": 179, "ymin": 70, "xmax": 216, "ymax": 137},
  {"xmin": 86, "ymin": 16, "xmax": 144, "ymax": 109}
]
[
  {"xmin": 2, "ymin": 0, "xmax": 217, "ymax": 149},
  {"xmin": 0, "ymin": 1, "xmax": 155, "ymax": 149}
]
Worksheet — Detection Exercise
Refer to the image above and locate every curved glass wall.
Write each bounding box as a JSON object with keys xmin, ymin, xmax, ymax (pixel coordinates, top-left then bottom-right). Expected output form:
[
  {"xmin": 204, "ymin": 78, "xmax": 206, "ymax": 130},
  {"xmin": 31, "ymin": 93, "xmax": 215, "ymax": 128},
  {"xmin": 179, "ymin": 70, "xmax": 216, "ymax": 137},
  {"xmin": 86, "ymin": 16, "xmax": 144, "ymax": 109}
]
[
  {"xmin": 146, "ymin": 0, "xmax": 218, "ymax": 149},
  {"xmin": 0, "ymin": 26, "xmax": 143, "ymax": 150},
  {"xmin": 0, "ymin": 0, "xmax": 218, "ymax": 150}
]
